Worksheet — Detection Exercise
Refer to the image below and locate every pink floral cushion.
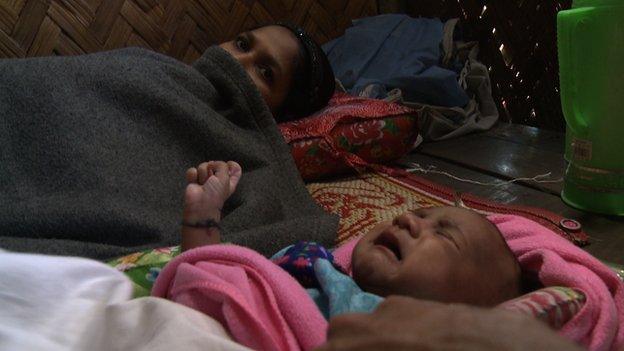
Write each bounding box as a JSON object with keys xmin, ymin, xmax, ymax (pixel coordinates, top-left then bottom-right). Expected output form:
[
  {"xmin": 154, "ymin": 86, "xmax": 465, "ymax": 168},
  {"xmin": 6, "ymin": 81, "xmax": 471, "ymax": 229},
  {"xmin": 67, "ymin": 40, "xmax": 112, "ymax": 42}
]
[
  {"xmin": 279, "ymin": 93, "xmax": 420, "ymax": 181},
  {"xmin": 499, "ymin": 286, "xmax": 586, "ymax": 329}
]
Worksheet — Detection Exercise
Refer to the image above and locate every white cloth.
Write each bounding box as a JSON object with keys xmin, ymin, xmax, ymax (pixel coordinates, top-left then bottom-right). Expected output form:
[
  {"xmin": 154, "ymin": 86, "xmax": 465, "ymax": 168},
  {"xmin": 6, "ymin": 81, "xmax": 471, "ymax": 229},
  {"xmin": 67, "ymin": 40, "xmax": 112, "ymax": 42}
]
[
  {"xmin": 77, "ymin": 297, "xmax": 251, "ymax": 351},
  {"xmin": 0, "ymin": 250, "xmax": 250, "ymax": 351},
  {"xmin": 382, "ymin": 18, "xmax": 499, "ymax": 142}
]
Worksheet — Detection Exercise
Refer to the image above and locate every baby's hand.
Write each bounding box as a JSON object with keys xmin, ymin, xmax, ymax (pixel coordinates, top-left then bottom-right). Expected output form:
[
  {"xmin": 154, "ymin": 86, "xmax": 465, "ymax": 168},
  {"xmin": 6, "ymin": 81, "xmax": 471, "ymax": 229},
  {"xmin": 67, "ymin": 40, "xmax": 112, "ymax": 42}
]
[{"xmin": 183, "ymin": 161, "xmax": 242, "ymax": 223}]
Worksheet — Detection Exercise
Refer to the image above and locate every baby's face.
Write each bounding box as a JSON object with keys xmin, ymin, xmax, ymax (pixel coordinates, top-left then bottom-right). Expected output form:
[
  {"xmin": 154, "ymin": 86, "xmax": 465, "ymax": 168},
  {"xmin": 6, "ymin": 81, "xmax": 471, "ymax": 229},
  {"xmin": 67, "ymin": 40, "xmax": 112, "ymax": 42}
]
[{"xmin": 352, "ymin": 206, "xmax": 519, "ymax": 306}]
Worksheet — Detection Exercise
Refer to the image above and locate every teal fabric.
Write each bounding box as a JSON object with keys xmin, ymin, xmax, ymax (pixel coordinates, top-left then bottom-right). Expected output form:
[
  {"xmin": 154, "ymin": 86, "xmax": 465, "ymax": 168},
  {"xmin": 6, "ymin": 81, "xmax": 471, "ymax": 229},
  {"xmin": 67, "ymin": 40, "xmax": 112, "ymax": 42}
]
[
  {"xmin": 311, "ymin": 259, "xmax": 383, "ymax": 318},
  {"xmin": 272, "ymin": 246, "xmax": 383, "ymax": 319}
]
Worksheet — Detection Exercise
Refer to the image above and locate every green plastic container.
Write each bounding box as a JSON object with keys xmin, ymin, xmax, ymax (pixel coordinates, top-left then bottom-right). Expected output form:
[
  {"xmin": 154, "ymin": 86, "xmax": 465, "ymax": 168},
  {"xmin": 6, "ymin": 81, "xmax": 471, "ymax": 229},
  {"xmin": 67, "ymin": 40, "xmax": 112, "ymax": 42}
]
[{"xmin": 557, "ymin": 0, "xmax": 624, "ymax": 215}]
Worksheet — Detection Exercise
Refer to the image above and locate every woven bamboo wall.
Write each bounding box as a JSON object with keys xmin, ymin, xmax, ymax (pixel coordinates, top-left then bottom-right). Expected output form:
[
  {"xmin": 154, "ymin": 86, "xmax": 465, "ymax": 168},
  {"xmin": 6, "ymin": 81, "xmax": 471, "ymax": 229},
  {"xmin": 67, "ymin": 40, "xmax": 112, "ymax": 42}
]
[
  {"xmin": 2, "ymin": 0, "xmax": 570, "ymax": 130},
  {"xmin": 0, "ymin": 0, "xmax": 377, "ymax": 63},
  {"xmin": 381, "ymin": 0, "xmax": 571, "ymax": 131}
]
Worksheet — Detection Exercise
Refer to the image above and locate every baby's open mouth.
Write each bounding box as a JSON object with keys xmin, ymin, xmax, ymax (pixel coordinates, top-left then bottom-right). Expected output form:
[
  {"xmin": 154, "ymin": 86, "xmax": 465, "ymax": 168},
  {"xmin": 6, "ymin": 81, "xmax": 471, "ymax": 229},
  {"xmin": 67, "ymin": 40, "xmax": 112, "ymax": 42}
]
[{"xmin": 374, "ymin": 231, "xmax": 402, "ymax": 261}]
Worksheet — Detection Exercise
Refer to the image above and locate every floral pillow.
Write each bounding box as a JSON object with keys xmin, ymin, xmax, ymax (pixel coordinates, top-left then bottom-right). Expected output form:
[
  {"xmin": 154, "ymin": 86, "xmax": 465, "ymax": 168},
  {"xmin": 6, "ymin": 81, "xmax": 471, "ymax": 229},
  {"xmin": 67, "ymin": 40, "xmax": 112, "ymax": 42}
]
[
  {"xmin": 499, "ymin": 286, "xmax": 586, "ymax": 329},
  {"xmin": 279, "ymin": 93, "xmax": 420, "ymax": 181},
  {"xmin": 107, "ymin": 246, "xmax": 181, "ymax": 297}
]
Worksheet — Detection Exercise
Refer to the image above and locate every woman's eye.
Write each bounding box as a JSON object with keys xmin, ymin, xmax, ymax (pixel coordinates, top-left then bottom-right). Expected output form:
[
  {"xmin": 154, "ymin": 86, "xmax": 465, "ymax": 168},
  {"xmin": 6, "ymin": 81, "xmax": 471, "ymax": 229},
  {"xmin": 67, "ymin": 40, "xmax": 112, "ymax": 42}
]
[
  {"xmin": 235, "ymin": 36, "xmax": 249, "ymax": 52},
  {"xmin": 258, "ymin": 65, "xmax": 274, "ymax": 83}
]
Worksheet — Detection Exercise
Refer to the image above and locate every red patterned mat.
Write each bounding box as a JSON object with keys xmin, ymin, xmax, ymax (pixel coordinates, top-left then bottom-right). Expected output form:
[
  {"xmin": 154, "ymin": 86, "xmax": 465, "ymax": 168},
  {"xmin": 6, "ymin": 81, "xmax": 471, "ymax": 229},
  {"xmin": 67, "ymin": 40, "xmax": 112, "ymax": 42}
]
[{"xmin": 306, "ymin": 170, "xmax": 589, "ymax": 246}]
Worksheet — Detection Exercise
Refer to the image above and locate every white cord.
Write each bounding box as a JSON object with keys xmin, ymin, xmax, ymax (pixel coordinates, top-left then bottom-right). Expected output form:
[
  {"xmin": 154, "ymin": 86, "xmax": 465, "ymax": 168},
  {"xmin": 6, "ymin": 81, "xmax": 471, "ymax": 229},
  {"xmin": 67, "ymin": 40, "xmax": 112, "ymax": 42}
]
[{"xmin": 406, "ymin": 162, "xmax": 563, "ymax": 187}]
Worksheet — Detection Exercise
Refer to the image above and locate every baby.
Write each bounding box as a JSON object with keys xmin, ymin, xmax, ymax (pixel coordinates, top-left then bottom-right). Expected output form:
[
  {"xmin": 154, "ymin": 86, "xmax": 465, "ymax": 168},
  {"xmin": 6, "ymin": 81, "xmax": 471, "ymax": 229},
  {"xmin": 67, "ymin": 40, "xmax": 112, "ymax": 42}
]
[
  {"xmin": 352, "ymin": 206, "xmax": 522, "ymax": 306},
  {"xmin": 180, "ymin": 161, "xmax": 522, "ymax": 307}
]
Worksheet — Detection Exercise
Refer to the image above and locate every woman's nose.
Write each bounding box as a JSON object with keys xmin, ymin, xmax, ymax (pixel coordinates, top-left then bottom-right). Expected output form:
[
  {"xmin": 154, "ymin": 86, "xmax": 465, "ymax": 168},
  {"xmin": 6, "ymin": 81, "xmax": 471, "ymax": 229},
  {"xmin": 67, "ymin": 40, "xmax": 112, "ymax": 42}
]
[{"xmin": 232, "ymin": 52, "xmax": 254, "ymax": 69}]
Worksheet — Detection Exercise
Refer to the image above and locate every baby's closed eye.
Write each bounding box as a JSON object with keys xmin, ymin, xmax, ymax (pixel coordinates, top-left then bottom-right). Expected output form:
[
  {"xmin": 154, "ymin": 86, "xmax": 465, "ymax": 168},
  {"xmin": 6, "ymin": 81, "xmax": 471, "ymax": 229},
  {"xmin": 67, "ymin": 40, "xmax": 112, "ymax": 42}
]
[{"xmin": 436, "ymin": 221, "xmax": 460, "ymax": 249}]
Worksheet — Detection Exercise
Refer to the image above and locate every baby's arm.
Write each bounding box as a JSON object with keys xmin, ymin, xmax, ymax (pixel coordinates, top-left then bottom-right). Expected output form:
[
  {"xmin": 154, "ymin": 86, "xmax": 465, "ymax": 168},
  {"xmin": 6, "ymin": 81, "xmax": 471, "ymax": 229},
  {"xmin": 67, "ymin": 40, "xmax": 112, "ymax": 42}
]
[{"xmin": 181, "ymin": 161, "xmax": 242, "ymax": 251}]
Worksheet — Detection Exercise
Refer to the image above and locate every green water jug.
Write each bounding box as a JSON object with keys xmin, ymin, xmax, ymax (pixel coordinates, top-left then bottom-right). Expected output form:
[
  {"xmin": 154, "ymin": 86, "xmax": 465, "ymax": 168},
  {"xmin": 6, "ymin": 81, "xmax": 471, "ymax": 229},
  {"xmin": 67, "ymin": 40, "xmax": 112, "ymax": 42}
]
[{"xmin": 557, "ymin": 0, "xmax": 624, "ymax": 216}]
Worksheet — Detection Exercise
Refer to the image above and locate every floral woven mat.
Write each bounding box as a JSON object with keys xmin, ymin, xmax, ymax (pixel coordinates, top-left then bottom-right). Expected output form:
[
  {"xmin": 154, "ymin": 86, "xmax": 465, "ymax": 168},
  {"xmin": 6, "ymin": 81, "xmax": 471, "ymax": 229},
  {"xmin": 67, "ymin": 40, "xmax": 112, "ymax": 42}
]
[{"xmin": 307, "ymin": 170, "xmax": 588, "ymax": 246}]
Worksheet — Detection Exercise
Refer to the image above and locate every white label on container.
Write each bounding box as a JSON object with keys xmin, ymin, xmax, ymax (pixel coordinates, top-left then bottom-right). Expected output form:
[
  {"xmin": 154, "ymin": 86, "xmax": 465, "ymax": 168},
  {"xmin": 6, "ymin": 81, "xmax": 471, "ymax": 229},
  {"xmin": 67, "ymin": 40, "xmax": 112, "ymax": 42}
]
[{"xmin": 571, "ymin": 137, "xmax": 592, "ymax": 162}]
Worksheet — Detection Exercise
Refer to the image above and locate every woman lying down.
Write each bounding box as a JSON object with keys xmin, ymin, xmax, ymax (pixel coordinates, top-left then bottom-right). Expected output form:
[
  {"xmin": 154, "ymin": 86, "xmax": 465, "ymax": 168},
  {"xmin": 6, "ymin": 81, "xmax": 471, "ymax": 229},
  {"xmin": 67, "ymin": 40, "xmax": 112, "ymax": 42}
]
[
  {"xmin": 152, "ymin": 160, "xmax": 624, "ymax": 351},
  {"xmin": 0, "ymin": 23, "xmax": 337, "ymax": 259}
]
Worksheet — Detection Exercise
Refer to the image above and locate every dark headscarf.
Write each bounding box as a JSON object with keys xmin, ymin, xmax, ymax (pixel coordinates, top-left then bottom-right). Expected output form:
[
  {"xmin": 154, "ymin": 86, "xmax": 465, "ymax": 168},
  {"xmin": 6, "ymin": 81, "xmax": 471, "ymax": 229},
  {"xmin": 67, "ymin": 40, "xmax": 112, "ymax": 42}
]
[{"xmin": 276, "ymin": 23, "xmax": 335, "ymax": 122}]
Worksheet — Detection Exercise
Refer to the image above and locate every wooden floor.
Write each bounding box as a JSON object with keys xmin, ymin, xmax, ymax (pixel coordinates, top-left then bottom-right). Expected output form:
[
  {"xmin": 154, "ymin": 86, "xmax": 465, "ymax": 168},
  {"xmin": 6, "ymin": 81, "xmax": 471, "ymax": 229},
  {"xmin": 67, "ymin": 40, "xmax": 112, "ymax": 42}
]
[{"xmin": 397, "ymin": 123, "xmax": 624, "ymax": 265}]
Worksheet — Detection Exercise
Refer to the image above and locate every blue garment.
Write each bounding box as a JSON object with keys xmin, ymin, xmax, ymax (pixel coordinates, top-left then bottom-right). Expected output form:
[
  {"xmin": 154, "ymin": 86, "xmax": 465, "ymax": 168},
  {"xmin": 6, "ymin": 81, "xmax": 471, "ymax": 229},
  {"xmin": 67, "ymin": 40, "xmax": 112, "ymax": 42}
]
[
  {"xmin": 271, "ymin": 242, "xmax": 382, "ymax": 319},
  {"xmin": 323, "ymin": 14, "xmax": 469, "ymax": 108},
  {"xmin": 271, "ymin": 241, "xmax": 338, "ymax": 288},
  {"xmin": 308, "ymin": 259, "xmax": 383, "ymax": 319}
]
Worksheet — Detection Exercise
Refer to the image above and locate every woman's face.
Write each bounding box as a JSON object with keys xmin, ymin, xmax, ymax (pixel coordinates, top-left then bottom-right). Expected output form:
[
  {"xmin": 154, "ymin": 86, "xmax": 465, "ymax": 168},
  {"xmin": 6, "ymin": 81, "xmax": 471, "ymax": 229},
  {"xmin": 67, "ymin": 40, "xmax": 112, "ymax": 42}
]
[{"xmin": 220, "ymin": 25, "xmax": 300, "ymax": 115}]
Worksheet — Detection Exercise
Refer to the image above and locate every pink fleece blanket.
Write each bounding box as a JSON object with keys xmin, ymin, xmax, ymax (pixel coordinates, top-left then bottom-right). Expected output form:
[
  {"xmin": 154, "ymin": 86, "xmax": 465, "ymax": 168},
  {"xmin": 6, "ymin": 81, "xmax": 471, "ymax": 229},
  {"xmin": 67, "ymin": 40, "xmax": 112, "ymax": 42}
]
[
  {"xmin": 152, "ymin": 245, "xmax": 327, "ymax": 351},
  {"xmin": 489, "ymin": 214, "xmax": 624, "ymax": 351},
  {"xmin": 153, "ymin": 215, "xmax": 623, "ymax": 351}
]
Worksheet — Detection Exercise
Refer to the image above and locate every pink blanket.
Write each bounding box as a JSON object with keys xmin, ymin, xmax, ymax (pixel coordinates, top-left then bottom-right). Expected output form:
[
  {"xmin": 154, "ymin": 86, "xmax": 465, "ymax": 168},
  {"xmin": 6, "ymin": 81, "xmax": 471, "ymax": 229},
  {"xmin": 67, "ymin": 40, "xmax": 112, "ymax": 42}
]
[
  {"xmin": 489, "ymin": 214, "xmax": 624, "ymax": 351},
  {"xmin": 153, "ymin": 214, "xmax": 623, "ymax": 351},
  {"xmin": 152, "ymin": 245, "xmax": 327, "ymax": 351}
]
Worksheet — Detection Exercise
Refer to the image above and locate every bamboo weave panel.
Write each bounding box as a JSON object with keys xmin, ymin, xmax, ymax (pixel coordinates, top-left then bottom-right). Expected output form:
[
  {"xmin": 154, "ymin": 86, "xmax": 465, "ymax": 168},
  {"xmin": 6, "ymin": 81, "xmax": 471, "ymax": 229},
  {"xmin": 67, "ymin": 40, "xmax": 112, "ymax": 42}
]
[{"xmin": 0, "ymin": 0, "xmax": 377, "ymax": 63}]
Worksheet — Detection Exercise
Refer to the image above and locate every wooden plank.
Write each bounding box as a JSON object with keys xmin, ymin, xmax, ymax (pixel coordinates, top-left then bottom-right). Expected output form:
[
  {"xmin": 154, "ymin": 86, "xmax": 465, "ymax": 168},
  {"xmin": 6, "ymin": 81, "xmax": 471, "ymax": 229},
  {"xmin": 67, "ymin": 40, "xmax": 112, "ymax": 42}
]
[
  {"xmin": 417, "ymin": 124, "xmax": 566, "ymax": 194},
  {"xmin": 396, "ymin": 153, "xmax": 624, "ymax": 265},
  {"xmin": 482, "ymin": 123, "xmax": 565, "ymax": 153}
]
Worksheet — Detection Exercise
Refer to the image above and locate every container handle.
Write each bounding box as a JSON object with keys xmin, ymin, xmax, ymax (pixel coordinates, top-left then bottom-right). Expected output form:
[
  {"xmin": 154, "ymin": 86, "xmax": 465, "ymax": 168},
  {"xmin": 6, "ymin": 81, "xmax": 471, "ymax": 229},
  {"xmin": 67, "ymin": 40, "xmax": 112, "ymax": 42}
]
[{"xmin": 557, "ymin": 8, "xmax": 592, "ymax": 134}]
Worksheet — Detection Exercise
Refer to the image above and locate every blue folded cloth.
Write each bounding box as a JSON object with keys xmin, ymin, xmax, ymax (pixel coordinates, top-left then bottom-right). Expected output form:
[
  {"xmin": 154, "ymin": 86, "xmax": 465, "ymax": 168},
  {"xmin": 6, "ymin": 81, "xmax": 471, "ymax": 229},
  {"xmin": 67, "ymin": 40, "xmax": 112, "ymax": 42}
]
[
  {"xmin": 272, "ymin": 241, "xmax": 383, "ymax": 319},
  {"xmin": 309, "ymin": 259, "xmax": 383, "ymax": 319},
  {"xmin": 324, "ymin": 14, "xmax": 469, "ymax": 108}
]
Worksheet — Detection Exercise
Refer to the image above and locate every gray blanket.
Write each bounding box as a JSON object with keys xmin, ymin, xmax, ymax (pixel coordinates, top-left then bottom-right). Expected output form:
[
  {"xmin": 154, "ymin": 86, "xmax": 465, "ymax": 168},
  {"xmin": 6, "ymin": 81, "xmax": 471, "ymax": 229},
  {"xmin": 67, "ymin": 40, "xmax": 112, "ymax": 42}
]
[{"xmin": 0, "ymin": 47, "xmax": 338, "ymax": 260}]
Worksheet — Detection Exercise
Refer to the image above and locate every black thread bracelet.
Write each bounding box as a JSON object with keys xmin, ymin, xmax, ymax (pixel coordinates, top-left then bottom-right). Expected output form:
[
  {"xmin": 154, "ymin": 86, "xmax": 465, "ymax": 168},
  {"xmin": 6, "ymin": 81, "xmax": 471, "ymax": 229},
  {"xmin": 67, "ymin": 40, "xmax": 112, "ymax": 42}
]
[{"xmin": 181, "ymin": 219, "xmax": 221, "ymax": 230}]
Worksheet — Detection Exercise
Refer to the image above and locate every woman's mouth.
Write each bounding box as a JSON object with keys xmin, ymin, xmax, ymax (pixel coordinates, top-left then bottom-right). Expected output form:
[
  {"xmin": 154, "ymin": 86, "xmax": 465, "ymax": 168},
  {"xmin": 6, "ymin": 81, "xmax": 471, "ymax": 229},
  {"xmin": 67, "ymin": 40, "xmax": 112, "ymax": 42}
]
[{"xmin": 373, "ymin": 230, "xmax": 402, "ymax": 261}]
